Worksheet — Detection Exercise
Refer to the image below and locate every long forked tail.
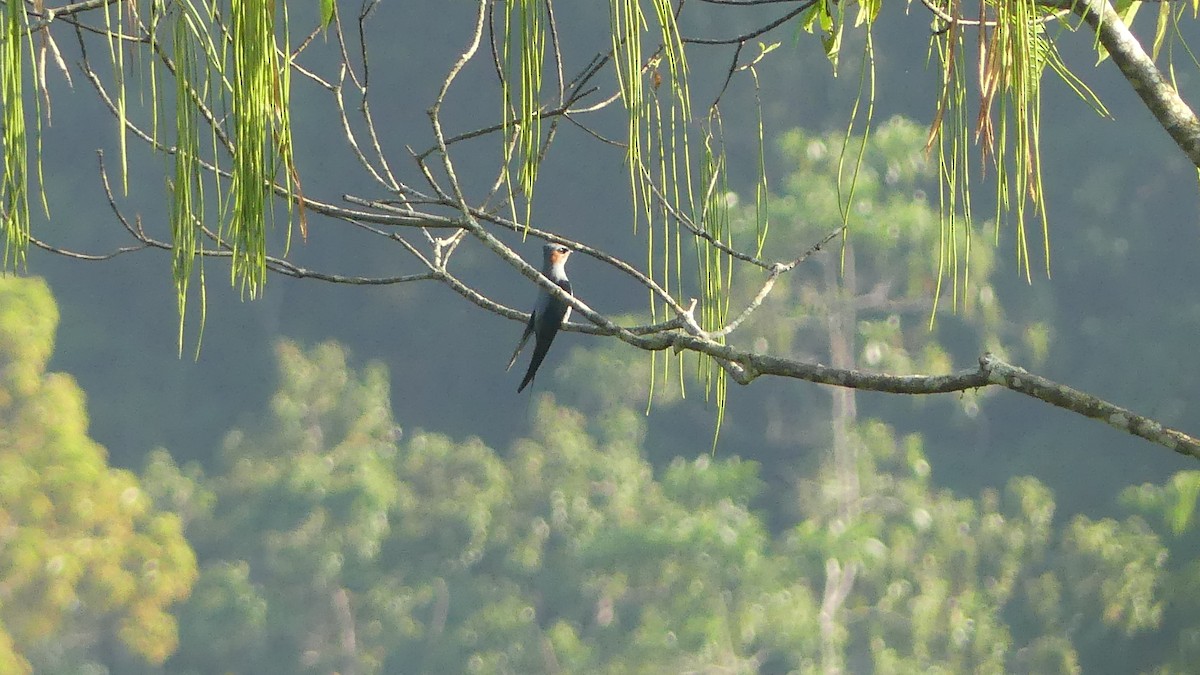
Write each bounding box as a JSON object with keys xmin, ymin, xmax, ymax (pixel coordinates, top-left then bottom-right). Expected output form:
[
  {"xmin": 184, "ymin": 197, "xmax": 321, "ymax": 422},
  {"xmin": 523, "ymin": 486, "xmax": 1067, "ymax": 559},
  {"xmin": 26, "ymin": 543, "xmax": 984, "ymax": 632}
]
[
  {"xmin": 517, "ymin": 333, "xmax": 556, "ymax": 393},
  {"xmin": 507, "ymin": 318, "xmax": 535, "ymax": 371}
]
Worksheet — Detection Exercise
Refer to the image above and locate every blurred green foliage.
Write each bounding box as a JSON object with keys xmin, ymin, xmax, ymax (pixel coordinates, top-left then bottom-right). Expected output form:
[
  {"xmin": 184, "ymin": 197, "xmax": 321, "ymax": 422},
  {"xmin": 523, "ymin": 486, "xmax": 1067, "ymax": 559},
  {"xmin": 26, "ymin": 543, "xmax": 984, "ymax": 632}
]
[
  {"xmin": 121, "ymin": 339, "xmax": 1181, "ymax": 673},
  {"xmin": 0, "ymin": 277, "xmax": 195, "ymax": 673}
]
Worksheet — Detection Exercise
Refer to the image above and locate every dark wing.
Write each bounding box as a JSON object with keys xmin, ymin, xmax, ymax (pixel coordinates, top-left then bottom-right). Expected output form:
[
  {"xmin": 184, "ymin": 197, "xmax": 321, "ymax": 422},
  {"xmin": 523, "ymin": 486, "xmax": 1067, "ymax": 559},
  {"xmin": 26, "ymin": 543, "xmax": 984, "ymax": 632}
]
[
  {"xmin": 506, "ymin": 312, "xmax": 537, "ymax": 371},
  {"xmin": 517, "ymin": 282, "xmax": 572, "ymax": 393}
]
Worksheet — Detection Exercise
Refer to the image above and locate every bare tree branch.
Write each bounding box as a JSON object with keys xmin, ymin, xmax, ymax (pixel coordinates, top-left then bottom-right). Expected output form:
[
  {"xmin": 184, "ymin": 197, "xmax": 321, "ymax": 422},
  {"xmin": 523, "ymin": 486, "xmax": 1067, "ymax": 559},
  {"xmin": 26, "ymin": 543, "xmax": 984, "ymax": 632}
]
[{"xmin": 981, "ymin": 355, "xmax": 1200, "ymax": 457}]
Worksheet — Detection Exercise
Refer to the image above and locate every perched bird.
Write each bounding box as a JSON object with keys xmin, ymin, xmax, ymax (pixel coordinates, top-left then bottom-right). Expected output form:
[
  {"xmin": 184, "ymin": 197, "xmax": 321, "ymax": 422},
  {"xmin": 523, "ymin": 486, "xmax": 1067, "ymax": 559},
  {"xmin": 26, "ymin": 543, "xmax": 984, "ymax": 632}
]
[{"xmin": 507, "ymin": 244, "xmax": 573, "ymax": 392}]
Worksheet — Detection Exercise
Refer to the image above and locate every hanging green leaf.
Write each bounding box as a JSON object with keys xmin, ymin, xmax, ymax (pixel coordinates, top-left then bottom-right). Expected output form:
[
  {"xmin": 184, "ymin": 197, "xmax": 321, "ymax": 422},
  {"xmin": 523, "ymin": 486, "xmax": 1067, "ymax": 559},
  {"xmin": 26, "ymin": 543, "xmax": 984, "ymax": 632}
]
[
  {"xmin": 171, "ymin": 4, "xmax": 206, "ymax": 357},
  {"xmin": 320, "ymin": 0, "xmax": 336, "ymax": 29},
  {"xmin": 502, "ymin": 0, "xmax": 547, "ymax": 231},
  {"xmin": 226, "ymin": 0, "xmax": 298, "ymax": 299},
  {"xmin": 0, "ymin": 2, "xmax": 31, "ymax": 270}
]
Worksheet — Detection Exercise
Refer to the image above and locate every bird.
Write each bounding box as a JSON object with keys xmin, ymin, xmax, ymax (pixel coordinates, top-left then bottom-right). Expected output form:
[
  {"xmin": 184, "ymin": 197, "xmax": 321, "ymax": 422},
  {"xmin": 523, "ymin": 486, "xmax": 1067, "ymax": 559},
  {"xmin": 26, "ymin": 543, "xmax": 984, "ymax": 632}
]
[{"xmin": 507, "ymin": 243, "xmax": 573, "ymax": 392}]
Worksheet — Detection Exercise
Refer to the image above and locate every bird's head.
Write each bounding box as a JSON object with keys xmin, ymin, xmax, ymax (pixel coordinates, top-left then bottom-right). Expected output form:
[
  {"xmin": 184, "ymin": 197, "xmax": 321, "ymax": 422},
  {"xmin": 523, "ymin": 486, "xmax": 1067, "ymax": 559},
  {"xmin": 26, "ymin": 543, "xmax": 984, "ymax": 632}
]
[{"xmin": 544, "ymin": 243, "xmax": 572, "ymax": 268}]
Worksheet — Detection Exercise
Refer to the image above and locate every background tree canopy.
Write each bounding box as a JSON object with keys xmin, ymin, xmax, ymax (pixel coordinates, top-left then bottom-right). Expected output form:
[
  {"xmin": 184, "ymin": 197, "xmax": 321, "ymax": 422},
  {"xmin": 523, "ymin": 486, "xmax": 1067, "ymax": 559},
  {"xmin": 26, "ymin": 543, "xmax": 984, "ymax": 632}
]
[{"xmin": 2, "ymin": 0, "xmax": 1200, "ymax": 671}]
